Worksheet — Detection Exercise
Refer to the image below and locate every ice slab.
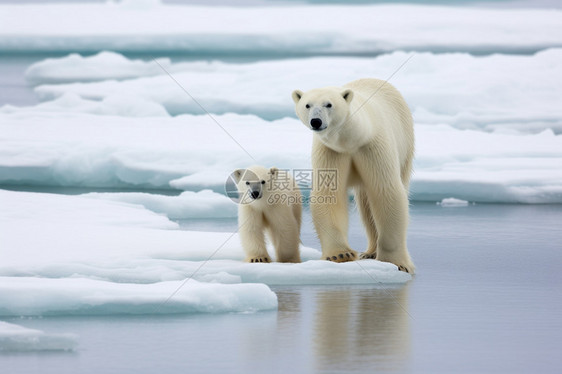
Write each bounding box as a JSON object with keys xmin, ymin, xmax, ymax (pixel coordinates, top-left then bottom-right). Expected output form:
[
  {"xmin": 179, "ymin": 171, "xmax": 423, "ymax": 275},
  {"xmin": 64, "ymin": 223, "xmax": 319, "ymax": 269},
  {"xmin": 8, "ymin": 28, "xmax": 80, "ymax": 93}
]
[
  {"xmin": 1, "ymin": 92, "xmax": 169, "ymax": 117},
  {"xmin": 1, "ymin": 110, "xmax": 561, "ymax": 203},
  {"xmin": 26, "ymin": 50, "xmax": 562, "ymax": 132},
  {"xmin": 25, "ymin": 52, "xmax": 173, "ymax": 85},
  {"xmin": 438, "ymin": 198, "xmax": 470, "ymax": 207},
  {"xmin": 0, "ymin": 111, "xmax": 308, "ymax": 190},
  {"xmin": 0, "ymin": 321, "xmax": 77, "ymax": 351},
  {"xmin": 0, "ymin": 277, "xmax": 278, "ymax": 317},
  {"xmin": 1, "ymin": 3, "xmax": 561, "ymax": 54},
  {"xmin": 0, "ymin": 190, "xmax": 409, "ymax": 288},
  {"xmin": 413, "ymin": 125, "xmax": 562, "ymax": 203},
  {"xmin": 84, "ymin": 189, "xmax": 237, "ymax": 219}
]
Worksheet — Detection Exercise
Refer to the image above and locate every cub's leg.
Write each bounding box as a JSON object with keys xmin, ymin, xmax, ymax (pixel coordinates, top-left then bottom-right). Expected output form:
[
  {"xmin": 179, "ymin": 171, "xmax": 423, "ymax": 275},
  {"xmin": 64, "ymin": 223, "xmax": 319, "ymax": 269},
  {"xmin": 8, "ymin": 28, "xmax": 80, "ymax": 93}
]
[
  {"xmin": 267, "ymin": 215, "xmax": 301, "ymax": 263},
  {"xmin": 239, "ymin": 208, "xmax": 271, "ymax": 263}
]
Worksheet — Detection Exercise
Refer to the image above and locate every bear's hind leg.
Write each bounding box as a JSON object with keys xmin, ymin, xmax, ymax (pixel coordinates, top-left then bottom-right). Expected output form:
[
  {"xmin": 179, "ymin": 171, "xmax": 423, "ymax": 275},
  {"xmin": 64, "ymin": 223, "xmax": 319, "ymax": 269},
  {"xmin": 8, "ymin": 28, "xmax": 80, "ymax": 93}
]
[
  {"xmin": 354, "ymin": 176, "xmax": 414, "ymax": 274},
  {"xmin": 369, "ymin": 186, "xmax": 415, "ymax": 273},
  {"xmin": 268, "ymin": 220, "xmax": 301, "ymax": 263},
  {"xmin": 355, "ymin": 187, "xmax": 379, "ymax": 260}
]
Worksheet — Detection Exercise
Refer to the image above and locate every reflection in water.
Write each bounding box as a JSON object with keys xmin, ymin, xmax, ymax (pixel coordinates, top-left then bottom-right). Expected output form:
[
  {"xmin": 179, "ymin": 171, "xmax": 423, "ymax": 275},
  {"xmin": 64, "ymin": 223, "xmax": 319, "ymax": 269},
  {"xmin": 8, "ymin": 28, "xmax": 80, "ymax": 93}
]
[
  {"xmin": 240, "ymin": 289, "xmax": 310, "ymax": 374},
  {"xmin": 238, "ymin": 285, "xmax": 411, "ymax": 373},
  {"xmin": 314, "ymin": 285, "xmax": 411, "ymax": 373}
]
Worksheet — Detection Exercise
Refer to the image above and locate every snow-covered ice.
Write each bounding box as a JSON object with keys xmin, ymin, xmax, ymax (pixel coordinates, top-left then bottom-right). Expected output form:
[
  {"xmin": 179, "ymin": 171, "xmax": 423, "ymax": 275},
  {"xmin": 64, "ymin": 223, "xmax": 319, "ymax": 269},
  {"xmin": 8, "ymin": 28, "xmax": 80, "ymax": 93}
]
[
  {"xmin": 0, "ymin": 189, "xmax": 410, "ymax": 317},
  {"xmin": 438, "ymin": 198, "xmax": 470, "ymax": 207},
  {"xmin": 1, "ymin": 3, "xmax": 561, "ymax": 54},
  {"xmin": 0, "ymin": 277, "xmax": 278, "ymax": 317},
  {"xmin": 0, "ymin": 91, "xmax": 169, "ymax": 117},
  {"xmin": 0, "ymin": 111, "xmax": 307, "ymax": 191},
  {"xmin": 1, "ymin": 8, "xmax": 560, "ymax": 205},
  {"xmin": 84, "ymin": 190, "xmax": 237, "ymax": 219},
  {"xmin": 0, "ymin": 321, "xmax": 77, "ymax": 352},
  {"xmin": 25, "ymin": 52, "xmax": 174, "ymax": 85},
  {"xmin": 1, "ymin": 110, "xmax": 561, "ymax": 203},
  {"xmin": 414, "ymin": 125, "xmax": 562, "ymax": 204},
  {"xmin": 26, "ymin": 50, "xmax": 562, "ymax": 132}
]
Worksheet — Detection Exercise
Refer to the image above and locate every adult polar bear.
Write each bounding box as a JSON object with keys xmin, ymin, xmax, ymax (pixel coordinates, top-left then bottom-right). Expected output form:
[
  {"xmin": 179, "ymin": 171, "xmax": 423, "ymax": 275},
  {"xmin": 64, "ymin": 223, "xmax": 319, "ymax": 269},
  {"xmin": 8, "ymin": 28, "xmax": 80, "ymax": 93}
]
[{"xmin": 292, "ymin": 78, "xmax": 415, "ymax": 273}]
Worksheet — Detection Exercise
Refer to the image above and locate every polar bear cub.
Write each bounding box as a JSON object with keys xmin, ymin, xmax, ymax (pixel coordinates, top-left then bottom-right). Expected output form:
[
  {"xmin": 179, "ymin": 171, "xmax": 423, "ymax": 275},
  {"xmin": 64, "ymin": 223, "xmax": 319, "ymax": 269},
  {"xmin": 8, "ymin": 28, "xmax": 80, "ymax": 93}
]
[
  {"xmin": 232, "ymin": 165, "xmax": 302, "ymax": 263},
  {"xmin": 292, "ymin": 78, "xmax": 415, "ymax": 273}
]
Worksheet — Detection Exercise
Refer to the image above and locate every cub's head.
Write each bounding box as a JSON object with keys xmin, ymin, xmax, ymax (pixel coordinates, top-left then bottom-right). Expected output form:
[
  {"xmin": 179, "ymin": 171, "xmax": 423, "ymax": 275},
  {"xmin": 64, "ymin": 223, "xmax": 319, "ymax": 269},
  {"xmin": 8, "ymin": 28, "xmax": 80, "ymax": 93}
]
[
  {"xmin": 231, "ymin": 165, "xmax": 278, "ymax": 204},
  {"xmin": 292, "ymin": 87, "xmax": 354, "ymax": 132}
]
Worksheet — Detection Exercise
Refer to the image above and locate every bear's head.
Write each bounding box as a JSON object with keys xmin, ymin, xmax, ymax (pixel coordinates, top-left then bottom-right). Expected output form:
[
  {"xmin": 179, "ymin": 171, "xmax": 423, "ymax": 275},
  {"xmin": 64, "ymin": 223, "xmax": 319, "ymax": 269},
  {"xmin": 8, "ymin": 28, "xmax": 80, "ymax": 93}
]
[
  {"xmin": 231, "ymin": 165, "xmax": 279, "ymax": 205},
  {"xmin": 291, "ymin": 87, "xmax": 354, "ymax": 132}
]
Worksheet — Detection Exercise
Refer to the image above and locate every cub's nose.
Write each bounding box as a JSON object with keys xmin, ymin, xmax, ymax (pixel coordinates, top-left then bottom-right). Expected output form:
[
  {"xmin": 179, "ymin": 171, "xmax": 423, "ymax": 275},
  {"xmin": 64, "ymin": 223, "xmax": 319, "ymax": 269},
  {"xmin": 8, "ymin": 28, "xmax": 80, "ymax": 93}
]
[
  {"xmin": 310, "ymin": 118, "xmax": 323, "ymax": 130},
  {"xmin": 250, "ymin": 190, "xmax": 260, "ymax": 199}
]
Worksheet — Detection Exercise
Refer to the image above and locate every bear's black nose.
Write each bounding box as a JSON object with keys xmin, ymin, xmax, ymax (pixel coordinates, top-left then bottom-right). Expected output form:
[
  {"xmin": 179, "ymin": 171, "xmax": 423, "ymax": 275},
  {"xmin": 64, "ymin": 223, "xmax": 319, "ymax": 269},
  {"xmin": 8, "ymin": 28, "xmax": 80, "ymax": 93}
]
[
  {"xmin": 250, "ymin": 190, "xmax": 260, "ymax": 199},
  {"xmin": 310, "ymin": 118, "xmax": 323, "ymax": 130}
]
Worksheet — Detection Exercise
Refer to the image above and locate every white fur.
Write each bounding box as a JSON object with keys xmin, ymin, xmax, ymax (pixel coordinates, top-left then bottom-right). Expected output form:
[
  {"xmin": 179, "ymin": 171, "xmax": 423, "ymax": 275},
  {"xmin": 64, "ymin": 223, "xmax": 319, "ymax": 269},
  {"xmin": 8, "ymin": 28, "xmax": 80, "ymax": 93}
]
[
  {"xmin": 233, "ymin": 165, "xmax": 302, "ymax": 263},
  {"xmin": 292, "ymin": 78, "xmax": 415, "ymax": 273}
]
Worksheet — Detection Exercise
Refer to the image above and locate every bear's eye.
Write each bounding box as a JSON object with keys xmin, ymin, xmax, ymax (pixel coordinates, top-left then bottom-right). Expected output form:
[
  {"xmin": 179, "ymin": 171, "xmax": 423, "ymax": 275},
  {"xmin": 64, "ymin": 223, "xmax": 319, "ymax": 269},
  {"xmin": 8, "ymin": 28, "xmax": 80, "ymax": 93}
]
[
  {"xmin": 326, "ymin": 103, "xmax": 332, "ymax": 108},
  {"xmin": 305, "ymin": 104, "xmax": 310, "ymax": 109},
  {"xmin": 245, "ymin": 181, "xmax": 250, "ymax": 186},
  {"xmin": 261, "ymin": 180, "xmax": 266, "ymax": 185}
]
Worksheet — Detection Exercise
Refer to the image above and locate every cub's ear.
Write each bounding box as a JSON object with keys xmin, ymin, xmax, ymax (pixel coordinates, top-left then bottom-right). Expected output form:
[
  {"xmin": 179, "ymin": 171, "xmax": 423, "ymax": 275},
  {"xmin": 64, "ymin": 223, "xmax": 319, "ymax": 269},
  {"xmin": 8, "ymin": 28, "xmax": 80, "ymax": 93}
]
[
  {"xmin": 292, "ymin": 90, "xmax": 304, "ymax": 104},
  {"xmin": 231, "ymin": 168, "xmax": 245, "ymax": 183},
  {"xmin": 342, "ymin": 89, "xmax": 354, "ymax": 103},
  {"xmin": 269, "ymin": 167, "xmax": 279, "ymax": 177}
]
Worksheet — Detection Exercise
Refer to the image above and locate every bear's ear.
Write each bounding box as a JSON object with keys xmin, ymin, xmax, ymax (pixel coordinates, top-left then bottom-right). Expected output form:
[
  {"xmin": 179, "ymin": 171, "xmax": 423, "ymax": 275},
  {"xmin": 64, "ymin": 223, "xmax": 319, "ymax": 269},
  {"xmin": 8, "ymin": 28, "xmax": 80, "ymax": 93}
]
[
  {"xmin": 269, "ymin": 167, "xmax": 279, "ymax": 177},
  {"xmin": 292, "ymin": 90, "xmax": 304, "ymax": 104},
  {"xmin": 231, "ymin": 169, "xmax": 245, "ymax": 183},
  {"xmin": 342, "ymin": 89, "xmax": 354, "ymax": 103}
]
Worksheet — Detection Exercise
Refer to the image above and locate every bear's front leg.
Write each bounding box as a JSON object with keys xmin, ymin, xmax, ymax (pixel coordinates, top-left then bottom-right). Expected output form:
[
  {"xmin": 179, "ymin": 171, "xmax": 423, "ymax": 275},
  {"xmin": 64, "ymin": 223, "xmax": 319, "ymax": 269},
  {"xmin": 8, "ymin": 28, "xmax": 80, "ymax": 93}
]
[
  {"xmin": 310, "ymin": 182, "xmax": 357, "ymax": 263},
  {"xmin": 238, "ymin": 208, "xmax": 271, "ymax": 263},
  {"xmin": 311, "ymin": 143, "xmax": 357, "ymax": 263}
]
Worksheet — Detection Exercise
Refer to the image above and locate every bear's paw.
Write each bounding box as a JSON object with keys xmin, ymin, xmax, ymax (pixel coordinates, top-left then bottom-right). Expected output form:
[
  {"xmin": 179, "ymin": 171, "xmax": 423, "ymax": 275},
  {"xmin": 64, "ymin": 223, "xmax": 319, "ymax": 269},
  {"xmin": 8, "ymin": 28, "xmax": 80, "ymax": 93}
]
[
  {"xmin": 247, "ymin": 256, "xmax": 271, "ymax": 263},
  {"xmin": 325, "ymin": 250, "xmax": 357, "ymax": 263},
  {"xmin": 360, "ymin": 253, "xmax": 413, "ymax": 273},
  {"xmin": 397, "ymin": 265, "xmax": 412, "ymax": 274},
  {"xmin": 359, "ymin": 252, "xmax": 376, "ymax": 260}
]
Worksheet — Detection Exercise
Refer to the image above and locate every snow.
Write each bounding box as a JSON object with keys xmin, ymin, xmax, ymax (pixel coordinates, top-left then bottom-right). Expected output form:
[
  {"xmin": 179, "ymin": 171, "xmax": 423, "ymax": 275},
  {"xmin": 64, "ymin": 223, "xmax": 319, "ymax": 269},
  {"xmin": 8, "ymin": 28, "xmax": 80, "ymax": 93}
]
[
  {"xmin": 1, "ymin": 110, "xmax": 561, "ymax": 203},
  {"xmin": 0, "ymin": 4, "xmax": 559, "ymax": 204},
  {"xmin": 25, "ymin": 52, "xmax": 173, "ymax": 85},
  {"xmin": 1, "ymin": 3, "xmax": 561, "ymax": 54},
  {"xmin": 0, "ymin": 189, "xmax": 409, "ymax": 317},
  {"xmin": 0, "ymin": 321, "xmax": 77, "ymax": 352},
  {"xmin": 438, "ymin": 198, "xmax": 470, "ymax": 207},
  {"xmin": 414, "ymin": 125, "xmax": 562, "ymax": 204},
  {"xmin": 0, "ymin": 92, "xmax": 169, "ymax": 117},
  {"xmin": 0, "ymin": 277, "xmax": 278, "ymax": 317},
  {"xmin": 0, "ymin": 111, "xmax": 305, "ymax": 190},
  {"xmin": 84, "ymin": 190, "xmax": 237, "ymax": 219},
  {"xmin": 26, "ymin": 50, "xmax": 562, "ymax": 132}
]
